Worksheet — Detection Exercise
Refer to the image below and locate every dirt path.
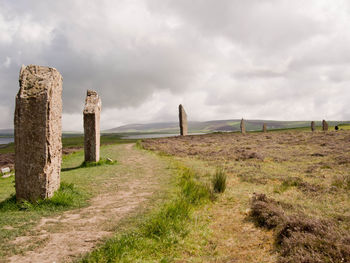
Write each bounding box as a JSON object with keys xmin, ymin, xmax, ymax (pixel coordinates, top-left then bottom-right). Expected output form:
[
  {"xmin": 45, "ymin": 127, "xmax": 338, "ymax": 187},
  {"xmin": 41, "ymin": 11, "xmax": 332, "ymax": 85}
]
[{"xmin": 6, "ymin": 144, "xmax": 170, "ymax": 263}]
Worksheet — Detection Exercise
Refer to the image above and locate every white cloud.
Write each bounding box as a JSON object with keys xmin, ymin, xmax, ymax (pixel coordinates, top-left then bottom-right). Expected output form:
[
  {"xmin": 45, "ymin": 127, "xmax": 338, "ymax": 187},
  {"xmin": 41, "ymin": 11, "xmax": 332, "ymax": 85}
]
[{"xmin": 0, "ymin": 0, "xmax": 350, "ymax": 131}]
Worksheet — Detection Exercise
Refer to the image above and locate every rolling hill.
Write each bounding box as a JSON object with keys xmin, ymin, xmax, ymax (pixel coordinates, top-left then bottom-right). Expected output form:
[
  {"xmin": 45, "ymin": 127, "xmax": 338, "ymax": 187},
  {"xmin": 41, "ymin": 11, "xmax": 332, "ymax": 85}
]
[{"xmin": 103, "ymin": 119, "xmax": 349, "ymax": 134}]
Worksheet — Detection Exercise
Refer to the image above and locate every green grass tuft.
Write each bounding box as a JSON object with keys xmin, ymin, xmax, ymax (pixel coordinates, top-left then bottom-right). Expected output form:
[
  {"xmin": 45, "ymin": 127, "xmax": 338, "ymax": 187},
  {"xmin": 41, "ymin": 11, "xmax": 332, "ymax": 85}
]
[
  {"xmin": 212, "ymin": 168, "xmax": 227, "ymax": 193},
  {"xmin": 0, "ymin": 182, "xmax": 84, "ymax": 212},
  {"xmin": 135, "ymin": 140, "xmax": 144, "ymax": 149},
  {"xmin": 80, "ymin": 158, "xmax": 117, "ymax": 168}
]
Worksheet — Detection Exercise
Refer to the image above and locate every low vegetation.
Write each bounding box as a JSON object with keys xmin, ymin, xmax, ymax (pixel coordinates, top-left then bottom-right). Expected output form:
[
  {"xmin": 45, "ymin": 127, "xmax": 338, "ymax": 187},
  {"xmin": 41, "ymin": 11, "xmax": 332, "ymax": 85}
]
[
  {"xmin": 212, "ymin": 168, "xmax": 227, "ymax": 193},
  {"xmin": 0, "ymin": 182, "xmax": 84, "ymax": 212},
  {"xmin": 251, "ymin": 193, "xmax": 350, "ymax": 263},
  {"xmin": 80, "ymin": 158, "xmax": 117, "ymax": 168},
  {"xmin": 142, "ymin": 129, "xmax": 350, "ymax": 262},
  {"xmin": 81, "ymin": 167, "xmax": 213, "ymax": 262}
]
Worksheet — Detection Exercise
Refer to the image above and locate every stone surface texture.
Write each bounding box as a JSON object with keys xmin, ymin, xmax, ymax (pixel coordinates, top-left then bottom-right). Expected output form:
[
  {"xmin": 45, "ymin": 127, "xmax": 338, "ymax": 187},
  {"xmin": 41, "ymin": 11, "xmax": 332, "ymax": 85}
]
[
  {"xmin": 311, "ymin": 121, "xmax": 315, "ymax": 132},
  {"xmin": 240, "ymin": 119, "xmax": 246, "ymax": 134},
  {"xmin": 15, "ymin": 65, "xmax": 63, "ymax": 201},
  {"xmin": 84, "ymin": 90, "xmax": 101, "ymax": 162},
  {"xmin": 179, "ymin": 104, "xmax": 188, "ymax": 136},
  {"xmin": 263, "ymin": 123, "xmax": 267, "ymax": 133},
  {"xmin": 322, "ymin": 120, "xmax": 328, "ymax": 131}
]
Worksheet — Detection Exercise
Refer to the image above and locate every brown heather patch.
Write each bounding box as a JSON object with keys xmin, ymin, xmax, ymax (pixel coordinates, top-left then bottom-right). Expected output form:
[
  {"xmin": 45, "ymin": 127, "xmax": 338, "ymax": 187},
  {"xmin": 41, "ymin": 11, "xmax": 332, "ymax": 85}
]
[
  {"xmin": 251, "ymin": 193, "xmax": 287, "ymax": 229},
  {"xmin": 277, "ymin": 216, "xmax": 350, "ymax": 263},
  {"xmin": 141, "ymin": 130, "xmax": 350, "ymax": 167},
  {"xmin": 251, "ymin": 193, "xmax": 350, "ymax": 263}
]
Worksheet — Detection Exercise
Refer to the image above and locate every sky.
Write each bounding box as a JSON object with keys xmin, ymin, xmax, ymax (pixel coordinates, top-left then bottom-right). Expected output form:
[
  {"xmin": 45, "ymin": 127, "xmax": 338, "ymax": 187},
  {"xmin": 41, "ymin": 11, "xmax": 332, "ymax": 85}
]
[{"xmin": 0, "ymin": 0, "xmax": 350, "ymax": 131}]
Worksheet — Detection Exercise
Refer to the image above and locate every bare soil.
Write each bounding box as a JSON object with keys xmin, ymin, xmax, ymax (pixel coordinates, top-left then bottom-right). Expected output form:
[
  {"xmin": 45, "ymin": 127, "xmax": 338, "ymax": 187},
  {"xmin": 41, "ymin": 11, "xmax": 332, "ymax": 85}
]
[{"xmin": 5, "ymin": 144, "xmax": 169, "ymax": 263}]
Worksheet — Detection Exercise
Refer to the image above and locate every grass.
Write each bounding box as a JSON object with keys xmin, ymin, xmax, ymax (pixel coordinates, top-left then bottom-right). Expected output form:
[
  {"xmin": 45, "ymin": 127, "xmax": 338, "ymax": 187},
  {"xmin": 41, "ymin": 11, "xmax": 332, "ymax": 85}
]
[
  {"xmin": 141, "ymin": 129, "xmax": 350, "ymax": 262},
  {"xmin": 0, "ymin": 182, "xmax": 84, "ymax": 212},
  {"xmin": 80, "ymin": 158, "xmax": 117, "ymax": 168},
  {"xmin": 81, "ymin": 167, "xmax": 213, "ymax": 262},
  {"xmin": 212, "ymin": 168, "xmax": 227, "ymax": 193}
]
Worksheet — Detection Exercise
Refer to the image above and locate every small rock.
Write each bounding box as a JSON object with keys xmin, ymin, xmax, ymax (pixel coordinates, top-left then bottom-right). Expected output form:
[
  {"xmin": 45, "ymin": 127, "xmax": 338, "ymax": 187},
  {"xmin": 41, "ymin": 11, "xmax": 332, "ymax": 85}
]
[{"xmin": 1, "ymin": 167, "xmax": 10, "ymax": 174}]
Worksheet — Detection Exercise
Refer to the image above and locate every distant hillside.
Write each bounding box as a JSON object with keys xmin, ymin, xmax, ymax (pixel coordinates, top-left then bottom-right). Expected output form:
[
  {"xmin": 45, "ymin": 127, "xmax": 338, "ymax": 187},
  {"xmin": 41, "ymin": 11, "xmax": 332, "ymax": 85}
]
[
  {"xmin": 0, "ymin": 129, "xmax": 14, "ymax": 136},
  {"xmin": 104, "ymin": 119, "xmax": 350, "ymax": 134}
]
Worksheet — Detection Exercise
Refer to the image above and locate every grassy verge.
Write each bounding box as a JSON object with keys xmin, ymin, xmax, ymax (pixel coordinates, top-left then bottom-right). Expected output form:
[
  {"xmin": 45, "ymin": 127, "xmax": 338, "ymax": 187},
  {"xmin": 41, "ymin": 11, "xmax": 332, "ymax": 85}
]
[
  {"xmin": 0, "ymin": 182, "xmax": 85, "ymax": 212},
  {"xmin": 81, "ymin": 167, "xmax": 214, "ymax": 262}
]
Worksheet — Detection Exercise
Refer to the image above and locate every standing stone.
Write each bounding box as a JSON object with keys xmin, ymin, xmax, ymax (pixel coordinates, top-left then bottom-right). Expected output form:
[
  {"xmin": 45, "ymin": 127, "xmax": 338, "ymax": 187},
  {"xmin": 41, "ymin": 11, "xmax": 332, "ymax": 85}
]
[
  {"xmin": 15, "ymin": 65, "xmax": 63, "ymax": 201},
  {"xmin": 311, "ymin": 121, "xmax": 315, "ymax": 132},
  {"xmin": 179, "ymin": 104, "xmax": 188, "ymax": 136},
  {"xmin": 84, "ymin": 90, "xmax": 101, "ymax": 163},
  {"xmin": 322, "ymin": 120, "xmax": 328, "ymax": 131},
  {"xmin": 263, "ymin": 123, "xmax": 267, "ymax": 133},
  {"xmin": 240, "ymin": 118, "xmax": 246, "ymax": 134}
]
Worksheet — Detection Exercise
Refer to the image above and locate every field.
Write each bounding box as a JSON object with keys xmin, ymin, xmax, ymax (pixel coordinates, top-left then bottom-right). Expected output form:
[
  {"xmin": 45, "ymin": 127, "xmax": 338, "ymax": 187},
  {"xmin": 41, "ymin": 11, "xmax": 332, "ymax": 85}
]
[
  {"xmin": 141, "ymin": 129, "xmax": 350, "ymax": 262},
  {"xmin": 1, "ymin": 128, "xmax": 349, "ymax": 262}
]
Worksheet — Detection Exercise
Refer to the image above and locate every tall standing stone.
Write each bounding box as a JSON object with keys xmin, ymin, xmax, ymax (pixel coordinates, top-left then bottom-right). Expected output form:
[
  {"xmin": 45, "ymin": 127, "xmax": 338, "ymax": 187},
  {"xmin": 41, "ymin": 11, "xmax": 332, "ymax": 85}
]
[
  {"xmin": 179, "ymin": 104, "xmax": 188, "ymax": 136},
  {"xmin": 263, "ymin": 123, "xmax": 267, "ymax": 133},
  {"xmin": 311, "ymin": 121, "xmax": 315, "ymax": 132},
  {"xmin": 15, "ymin": 65, "xmax": 63, "ymax": 201},
  {"xmin": 240, "ymin": 118, "xmax": 246, "ymax": 134},
  {"xmin": 84, "ymin": 90, "xmax": 101, "ymax": 163},
  {"xmin": 322, "ymin": 120, "xmax": 328, "ymax": 131}
]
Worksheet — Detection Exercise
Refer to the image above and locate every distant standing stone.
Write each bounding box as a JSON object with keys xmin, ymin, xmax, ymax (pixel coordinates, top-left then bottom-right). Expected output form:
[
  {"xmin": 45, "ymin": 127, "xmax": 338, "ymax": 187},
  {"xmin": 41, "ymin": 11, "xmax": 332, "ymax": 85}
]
[
  {"xmin": 263, "ymin": 123, "xmax": 267, "ymax": 133},
  {"xmin": 322, "ymin": 120, "xmax": 328, "ymax": 131},
  {"xmin": 15, "ymin": 65, "xmax": 63, "ymax": 201},
  {"xmin": 84, "ymin": 90, "xmax": 101, "ymax": 162},
  {"xmin": 311, "ymin": 121, "xmax": 315, "ymax": 132},
  {"xmin": 179, "ymin": 104, "xmax": 188, "ymax": 136},
  {"xmin": 240, "ymin": 118, "xmax": 246, "ymax": 134}
]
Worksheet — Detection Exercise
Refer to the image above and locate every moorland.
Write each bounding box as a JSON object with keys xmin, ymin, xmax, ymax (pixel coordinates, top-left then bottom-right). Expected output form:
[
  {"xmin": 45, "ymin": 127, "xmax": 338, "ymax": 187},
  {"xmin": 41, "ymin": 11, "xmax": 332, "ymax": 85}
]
[{"xmin": 0, "ymin": 125, "xmax": 349, "ymax": 262}]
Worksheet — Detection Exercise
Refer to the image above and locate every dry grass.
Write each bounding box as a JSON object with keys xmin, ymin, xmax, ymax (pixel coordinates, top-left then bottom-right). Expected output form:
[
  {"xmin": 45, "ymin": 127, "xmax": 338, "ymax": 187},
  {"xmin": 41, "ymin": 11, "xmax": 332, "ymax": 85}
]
[{"xmin": 142, "ymin": 130, "xmax": 350, "ymax": 262}]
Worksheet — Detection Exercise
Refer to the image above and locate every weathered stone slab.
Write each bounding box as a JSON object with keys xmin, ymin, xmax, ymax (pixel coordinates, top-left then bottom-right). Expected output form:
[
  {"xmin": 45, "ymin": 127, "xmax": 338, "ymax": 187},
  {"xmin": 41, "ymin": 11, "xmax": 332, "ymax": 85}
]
[
  {"xmin": 179, "ymin": 104, "xmax": 188, "ymax": 136},
  {"xmin": 240, "ymin": 118, "xmax": 246, "ymax": 134},
  {"xmin": 263, "ymin": 123, "xmax": 267, "ymax": 133},
  {"xmin": 322, "ymin": 120, "xmax": 328, "ymax": 131},
  {"xmin": 15, "ymin": 65, "xmax": 62, "ymax": 201},
  {"xmin": 84, "ymin": 90, "xmax": 101, "ymax": 162},
  {"xmin": 311, "ymin": 121, "xmax": 315, "ymax": 132}
]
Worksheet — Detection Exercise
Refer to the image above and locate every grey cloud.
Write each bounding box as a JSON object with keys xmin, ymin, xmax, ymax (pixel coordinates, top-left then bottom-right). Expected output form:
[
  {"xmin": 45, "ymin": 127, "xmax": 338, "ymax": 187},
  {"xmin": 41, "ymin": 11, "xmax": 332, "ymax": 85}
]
[
  {"xmin": 146, "ymin": 0, "xmax": 327, "ymax": 51},
  {"xmin": 0, "ymin": 0, "xmax": 350, "ymax": 130},
  {"xmin": 233, "ymin": 69, "xmax": 286, "ymax": 79}
]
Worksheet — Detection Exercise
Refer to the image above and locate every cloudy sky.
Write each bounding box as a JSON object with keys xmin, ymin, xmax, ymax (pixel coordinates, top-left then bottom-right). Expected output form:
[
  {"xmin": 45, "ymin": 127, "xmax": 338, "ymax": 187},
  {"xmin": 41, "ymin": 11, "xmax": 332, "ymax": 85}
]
[{"xmin": 0, "ymin": 0, "xmax": 350, "ymax": 131}]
